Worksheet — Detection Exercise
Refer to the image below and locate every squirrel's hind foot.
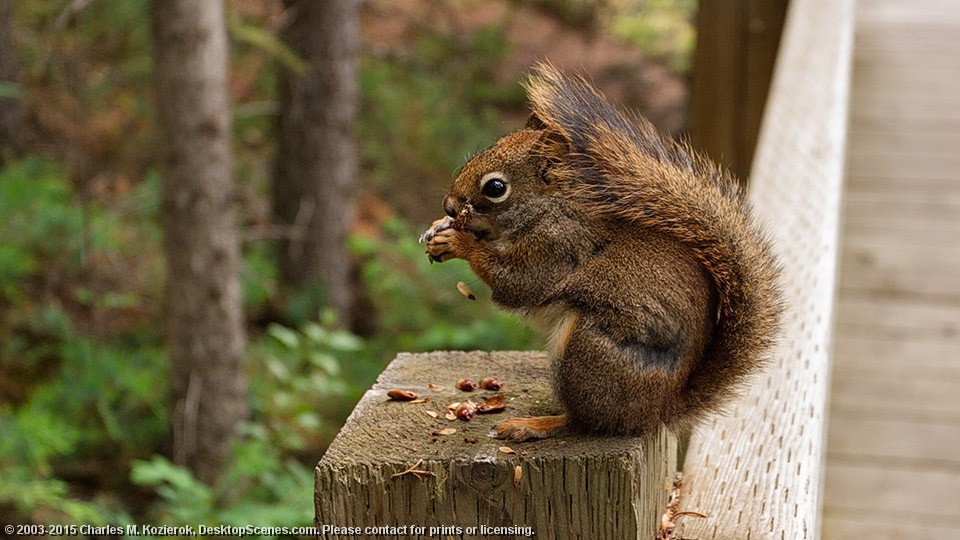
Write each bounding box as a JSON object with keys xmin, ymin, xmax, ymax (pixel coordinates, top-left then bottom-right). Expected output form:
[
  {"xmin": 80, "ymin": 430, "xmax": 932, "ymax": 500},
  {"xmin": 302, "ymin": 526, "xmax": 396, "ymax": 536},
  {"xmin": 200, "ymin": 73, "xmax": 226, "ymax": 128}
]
[{"xmin": 491, "ymin": 415, "xmax": 569, "ymax": 442}]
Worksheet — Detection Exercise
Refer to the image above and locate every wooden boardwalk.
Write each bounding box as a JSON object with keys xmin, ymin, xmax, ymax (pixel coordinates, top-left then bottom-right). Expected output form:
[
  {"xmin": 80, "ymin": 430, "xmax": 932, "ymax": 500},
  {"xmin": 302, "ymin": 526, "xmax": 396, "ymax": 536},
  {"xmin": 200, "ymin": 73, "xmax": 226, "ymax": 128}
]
[{"xmin": 822, "ymin": 0, "xmax": 960, "ymax": 538}]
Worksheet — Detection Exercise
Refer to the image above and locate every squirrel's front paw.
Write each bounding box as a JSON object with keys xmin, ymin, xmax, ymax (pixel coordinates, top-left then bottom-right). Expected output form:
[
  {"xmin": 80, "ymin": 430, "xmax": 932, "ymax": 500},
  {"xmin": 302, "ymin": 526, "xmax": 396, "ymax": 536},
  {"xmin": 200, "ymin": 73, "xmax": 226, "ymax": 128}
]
[
  {"xmin": 492, "ymin": 415, "xmax": 569, "ymax": 442},
  {"xmin": 424, "ymin": 227, "xmax": 464, "ymax": 263},
  {"xmin": 423, "ymin": 215, "xmax": 478, "ymax": 263}
]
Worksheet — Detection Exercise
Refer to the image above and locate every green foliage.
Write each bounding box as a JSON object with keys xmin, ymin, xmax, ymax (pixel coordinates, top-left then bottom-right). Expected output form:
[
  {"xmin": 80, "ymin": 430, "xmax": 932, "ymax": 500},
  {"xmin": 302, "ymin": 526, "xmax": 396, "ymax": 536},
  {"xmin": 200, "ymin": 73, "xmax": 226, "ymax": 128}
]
[
  {"xmin": 16, "ymin": 0, "xmax": 155, "ymax": 174},
  {"xmin": 130, "ymin": 456, "xmax": 215, "ymax": 525},
  {"xmin": 0, "ymin": 155, "xmax": 322, "ymax": 530},
  {"xmin": 359, "ymin": 25, "xmax": 522, "ymax": 216},
  {"xmin": 34, "ymin": 338, "xmax": 168, "ymax": 456},
  {"xmin": 0, "ymin": 157, "xmax": 165, "ymax": 523},
  {"xmin": 131, "ymin": 443, "xmax": 314, "ymax": 537},
  {"xmin": 0, "ymin": 403, "xmax": 79, "ymax": 475},
  {"xmin": 0, "ymin": 80, "xmax": 23, "ymax": 98},
  {"xmin": 0, "ymin": 467, "xmax": 121, "ymax": 526},
  {"xmin": 127, "ymin": 316, "xmax": 352, "ymax": 536},
  {"xmin": 612, "ymin": 0, "xmax": 697, "ymax": 73},
  {"xmin": 248, "ymin": 314, "xmax": 358, "ymax": 452},
  {"xmin": 229, "ymin": 10, "xmax": 308, "ymax": 75},
  {"xmin": 0, "ymin": 158, "xmax": 74, "ymax": 301},
  {"xmin": 241, "ymin": 240, "xmax": 280, "ymax": 310},
  {"xmin": 0, "ymin": 157, "xmax": 163, "ymax": 310},
  {"xmin": 0, "ymin": 317, "xmax": 166, "ymax": 524},
  {"xmin": 218, "ymin": 438, "xmax": 313, "ymax": 527},
  {"xmin": 0, "ymin": 404, "xmax": 125, "ymax": 525}
]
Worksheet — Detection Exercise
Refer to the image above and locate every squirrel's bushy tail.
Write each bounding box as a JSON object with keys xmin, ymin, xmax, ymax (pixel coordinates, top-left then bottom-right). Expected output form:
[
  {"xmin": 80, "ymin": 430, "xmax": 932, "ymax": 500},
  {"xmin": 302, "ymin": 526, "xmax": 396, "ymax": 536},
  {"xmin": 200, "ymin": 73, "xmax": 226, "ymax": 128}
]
[{"xmin": 526, "ymin": 63, "xmax": 783, "ymax": 426}]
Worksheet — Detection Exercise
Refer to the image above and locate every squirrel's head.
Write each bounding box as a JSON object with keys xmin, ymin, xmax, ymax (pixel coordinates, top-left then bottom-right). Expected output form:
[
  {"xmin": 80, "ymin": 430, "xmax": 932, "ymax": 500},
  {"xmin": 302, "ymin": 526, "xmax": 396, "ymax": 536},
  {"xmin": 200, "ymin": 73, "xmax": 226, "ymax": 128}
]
[{"xmin": 442, "ymin": 118, "xmax": 571, "ymax": 241}]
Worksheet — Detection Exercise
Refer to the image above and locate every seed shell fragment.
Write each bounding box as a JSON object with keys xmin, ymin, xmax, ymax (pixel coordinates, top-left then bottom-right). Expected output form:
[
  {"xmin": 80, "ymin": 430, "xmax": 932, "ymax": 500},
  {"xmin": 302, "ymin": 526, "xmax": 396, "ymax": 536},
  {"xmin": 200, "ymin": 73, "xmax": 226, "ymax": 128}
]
[
  {"xmin": 387, "ymin": 389, "xmax": 419, "ymax": 401},
  {"xmin": 456, "ymin": 281, "xmax": 476, "ymax": 301},
  {"xmin": 455, "ymin": 401, "xmax": 477, "ymax": 421},
  {"xmin": 476, "ymin": 394, "xmax": 506, "ymax": 414},
  {"xmin": 479, "ymin": 377, "xmax": 502, "ymax": 391}
]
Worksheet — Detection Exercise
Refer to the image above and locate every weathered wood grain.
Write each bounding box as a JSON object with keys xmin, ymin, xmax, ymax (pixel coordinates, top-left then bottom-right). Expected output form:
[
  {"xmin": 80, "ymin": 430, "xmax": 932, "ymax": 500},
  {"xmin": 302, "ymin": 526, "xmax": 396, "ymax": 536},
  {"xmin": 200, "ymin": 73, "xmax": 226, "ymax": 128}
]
[
  {"xmin": 822, "ymin": 515, "xmax": 960, "ymax": 540},
  {"xmin": 825, "ymin": 462, "xmax": 960, "ymax": 518},
  {"xmin": 315, "ymin": 351, "xmax": 677, "ymax": 539},
  {"xmin": 834, "ymin": 335, "xmax": 960, "ymax": 371},
  {"xmin": 822, "ymin": 0, "xmax": 960, "ymax": 537},
  {"xmin": 827, "ymin": 416, "xmax": 960, "ymax": 467}
]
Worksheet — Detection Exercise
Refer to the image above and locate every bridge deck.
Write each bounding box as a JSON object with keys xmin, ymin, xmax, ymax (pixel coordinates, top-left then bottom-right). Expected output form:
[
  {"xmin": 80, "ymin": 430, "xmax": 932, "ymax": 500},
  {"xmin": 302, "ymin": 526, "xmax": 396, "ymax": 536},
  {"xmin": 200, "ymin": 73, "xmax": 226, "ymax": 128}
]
[{"xmin": 822, "ymin": 0, "xmax": 960, "ymax": 538}]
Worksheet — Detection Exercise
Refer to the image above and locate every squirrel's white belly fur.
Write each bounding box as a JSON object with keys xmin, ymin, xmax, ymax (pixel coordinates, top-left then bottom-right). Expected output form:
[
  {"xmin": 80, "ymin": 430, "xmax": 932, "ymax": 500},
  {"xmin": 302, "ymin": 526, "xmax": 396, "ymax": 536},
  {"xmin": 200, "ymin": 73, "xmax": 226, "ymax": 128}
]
[{"xmin": 524, "ymin": 305, "xmax": 579, "ymax": 361}]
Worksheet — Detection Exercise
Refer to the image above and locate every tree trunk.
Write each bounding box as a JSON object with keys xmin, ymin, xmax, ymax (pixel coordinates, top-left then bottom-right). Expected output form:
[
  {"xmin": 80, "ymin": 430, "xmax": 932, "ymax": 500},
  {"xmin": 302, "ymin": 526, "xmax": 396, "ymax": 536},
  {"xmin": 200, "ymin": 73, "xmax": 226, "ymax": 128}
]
[
  {"xmin": 273, "ymin": 0, "xmax": 360, "ymax": 324},
  {"xmin": 0, "ymin": 0, "xmax": 23, "ymax": 165},
  {"xmin": 150, "ymin": 0, "xmax": 247, "ymax": 485}
]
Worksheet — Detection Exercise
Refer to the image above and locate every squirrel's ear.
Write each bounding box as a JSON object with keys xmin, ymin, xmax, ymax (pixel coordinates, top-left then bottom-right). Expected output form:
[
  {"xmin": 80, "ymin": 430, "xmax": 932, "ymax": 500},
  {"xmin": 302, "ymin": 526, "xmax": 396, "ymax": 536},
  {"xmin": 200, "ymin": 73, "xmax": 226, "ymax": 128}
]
[
  {"xmin": 525, "ymin": 113, "xmax": 548, "ymax": 130},
  {"xmin": 536, "ymin": 128, "xmax": 572, "ymax": 163},
  {"xmin": 534, "ymin": 128, "xmax": 572, "ymax": 185}
]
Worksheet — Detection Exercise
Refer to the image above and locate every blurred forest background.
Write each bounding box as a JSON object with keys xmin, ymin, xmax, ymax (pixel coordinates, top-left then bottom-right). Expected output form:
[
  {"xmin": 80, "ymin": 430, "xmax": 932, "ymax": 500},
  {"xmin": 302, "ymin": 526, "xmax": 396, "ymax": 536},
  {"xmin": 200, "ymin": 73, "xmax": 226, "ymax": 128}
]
[{"xmin": 0, "ymin": 0, "xmax": 697, "ymax": 534}]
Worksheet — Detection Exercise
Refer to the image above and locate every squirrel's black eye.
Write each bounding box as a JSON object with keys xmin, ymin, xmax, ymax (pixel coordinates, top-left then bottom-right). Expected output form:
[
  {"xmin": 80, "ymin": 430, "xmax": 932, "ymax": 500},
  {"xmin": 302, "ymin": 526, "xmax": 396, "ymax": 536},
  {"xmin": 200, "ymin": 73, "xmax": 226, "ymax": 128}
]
[
  {"xmin": 480, "ymin": 173, "xmax": 510, "ymax": 203},
  {"xmin": 483, "ymin": 179, "xmax": 506, "ymax": 197}
]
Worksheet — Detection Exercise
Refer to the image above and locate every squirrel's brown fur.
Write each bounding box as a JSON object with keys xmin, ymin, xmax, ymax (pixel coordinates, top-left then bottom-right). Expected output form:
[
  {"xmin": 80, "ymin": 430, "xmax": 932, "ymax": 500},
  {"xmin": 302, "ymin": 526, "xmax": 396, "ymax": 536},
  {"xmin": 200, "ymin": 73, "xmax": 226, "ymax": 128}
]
[{"xmin": 422, "ymin": 63, "xmax": 783, "ymax": 441}]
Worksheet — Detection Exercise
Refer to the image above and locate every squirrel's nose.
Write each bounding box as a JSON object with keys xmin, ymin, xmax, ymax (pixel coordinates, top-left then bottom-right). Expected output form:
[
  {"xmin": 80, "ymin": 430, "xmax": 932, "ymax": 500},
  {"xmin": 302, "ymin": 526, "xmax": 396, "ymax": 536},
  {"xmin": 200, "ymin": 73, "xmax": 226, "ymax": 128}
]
[{"xmin": 443, "ymin": 196, "xmax": 458, "ymax": 218}]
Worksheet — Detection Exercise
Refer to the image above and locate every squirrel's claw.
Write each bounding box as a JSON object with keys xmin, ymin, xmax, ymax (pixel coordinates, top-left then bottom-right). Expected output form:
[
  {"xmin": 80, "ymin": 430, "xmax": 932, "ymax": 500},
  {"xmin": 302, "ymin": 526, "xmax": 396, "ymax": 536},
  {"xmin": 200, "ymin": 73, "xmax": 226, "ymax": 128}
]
[{"xmin": 419, "ymin": 216, "xmax": 455, "ymax": 244}]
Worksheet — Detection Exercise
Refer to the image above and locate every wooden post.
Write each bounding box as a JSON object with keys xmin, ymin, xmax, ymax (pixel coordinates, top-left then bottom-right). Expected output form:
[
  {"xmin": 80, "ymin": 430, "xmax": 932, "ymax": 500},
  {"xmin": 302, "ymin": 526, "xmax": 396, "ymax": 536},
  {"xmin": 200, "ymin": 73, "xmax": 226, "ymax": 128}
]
[
  {"xmin": 689, "ymin": 0, "xmax": 789, "ymax": 180},
  {"xmin": 315, "ymin": 351, "xmax": 677, "ymax": 539}
]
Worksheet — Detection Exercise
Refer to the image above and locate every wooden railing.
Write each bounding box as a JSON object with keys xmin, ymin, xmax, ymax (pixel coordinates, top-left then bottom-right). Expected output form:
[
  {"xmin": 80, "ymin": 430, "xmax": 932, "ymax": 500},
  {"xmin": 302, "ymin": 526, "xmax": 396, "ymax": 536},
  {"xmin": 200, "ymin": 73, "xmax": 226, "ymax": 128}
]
[
  {"xmin": 315, "ymin": 0, "xmax": 854, "ymax": 537},
  {"xmin": 675, "ymin": 0, "xmax": 854, "ymax": 537}
]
